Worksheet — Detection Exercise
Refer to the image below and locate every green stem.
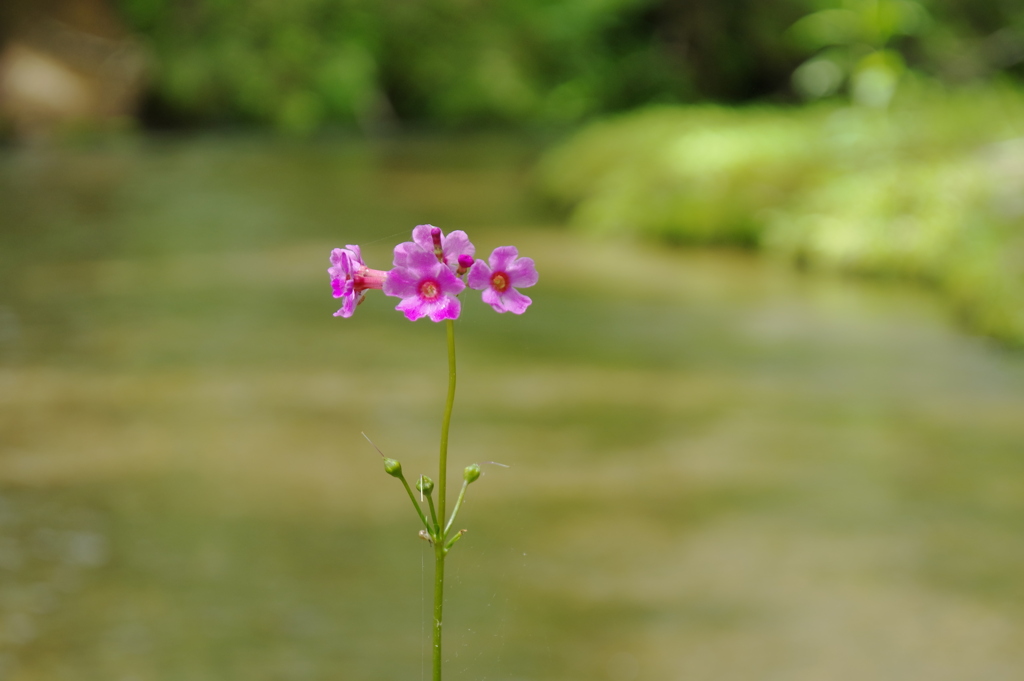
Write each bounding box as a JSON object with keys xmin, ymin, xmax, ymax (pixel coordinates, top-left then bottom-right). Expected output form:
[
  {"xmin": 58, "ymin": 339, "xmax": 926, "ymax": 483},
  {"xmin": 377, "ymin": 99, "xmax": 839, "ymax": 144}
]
[
  {"xmin": 433, "ymin": 319, "xmax": 457, "ymax": 681},
  {"xmin": 439, "ymin": 319, "xmax": 456, "ymax": 526},
  {"xmin": 425, "ymin": 493, "xmax": 440, "ymax": 537},
  {"xmin": 398, "ymin": 475, "xmax": 431, "ymax": 532},
  {"xmin": 433, "ymin": 541, "xmax": 445, "ymax": 681},
  {"xmin": 444, "ymin": 479, "xmax": 470, "ymax": 538},
  {"xmin": 444, "ymin": 529, "xmax": 466, "ymax": 551}
]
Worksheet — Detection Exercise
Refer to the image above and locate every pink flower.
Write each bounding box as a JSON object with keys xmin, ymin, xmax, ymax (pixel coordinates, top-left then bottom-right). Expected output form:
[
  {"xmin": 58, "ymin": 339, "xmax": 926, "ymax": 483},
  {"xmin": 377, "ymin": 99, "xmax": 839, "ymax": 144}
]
[
  {"xmin": 384, "ymin": 249, "xmax": 466, "ymax": 322},
  {"xmin": 329, "ymin": 245, "xmax": 388, "ymax": 318},
  {"xmin": 468, "ymin": 246, "xmax": 538, "ymax": 314},
  {"xmin": 394, "ymin": 224, "xmax": 475, "ymax": 273}
]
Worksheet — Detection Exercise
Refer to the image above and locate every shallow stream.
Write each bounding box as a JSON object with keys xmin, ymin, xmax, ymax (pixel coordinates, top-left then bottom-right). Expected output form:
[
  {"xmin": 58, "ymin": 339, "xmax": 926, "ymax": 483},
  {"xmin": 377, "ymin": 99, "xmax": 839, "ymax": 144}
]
[{"xmin": 1, "ymin": 135, "xmax": 1023, "ymax": 681}]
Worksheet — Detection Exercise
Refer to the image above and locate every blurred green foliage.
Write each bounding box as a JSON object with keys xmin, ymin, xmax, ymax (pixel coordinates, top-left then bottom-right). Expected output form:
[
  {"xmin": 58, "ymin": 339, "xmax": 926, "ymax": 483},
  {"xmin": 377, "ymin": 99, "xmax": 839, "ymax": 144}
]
[
  {"xmin": 538, "ymin": 83, "xmax": 1024, "ymax": 344},
  {"xmin": 111, "ymin": 0, "xmax": 1024, "ymax": 130},
  {"xmin": 788, "ymin": 0, "xmax": 1024, "ymax": 107},
  {"xmin": 114, "ymin": 0, "xmax": 698, "ymax": 132},
  {"xmin": 101, "ymin": 0, "xmax": 1024, "ymax": 343},
  {"xmin": 789, "ymin": 0, "xmax": 929, "ymax": 106}
]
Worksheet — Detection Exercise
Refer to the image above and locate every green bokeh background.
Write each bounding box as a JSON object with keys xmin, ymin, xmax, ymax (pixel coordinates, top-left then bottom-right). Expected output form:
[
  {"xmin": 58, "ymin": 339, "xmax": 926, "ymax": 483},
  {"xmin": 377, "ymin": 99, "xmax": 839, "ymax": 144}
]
[
  {"xmin": 107, "ymin": 0, "xmax": 1024, "ymax": 130},
  {"xmin": 2, "ymin": 2, "xmax": 1024, "ymax": 679}
]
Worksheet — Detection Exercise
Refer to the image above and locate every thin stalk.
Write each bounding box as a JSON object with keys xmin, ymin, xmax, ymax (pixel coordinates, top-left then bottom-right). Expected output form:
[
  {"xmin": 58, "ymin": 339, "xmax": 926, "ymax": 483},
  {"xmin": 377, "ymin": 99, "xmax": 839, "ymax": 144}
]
[
  {"xmin": 439, "ymin": 319, "xmax": 456, "ymax": 524},
  {"xmin": 425, "ymin": 493, "xmax": 440, "ymax": 537},
  {"xmin": 398, "ymin": 476, "xmax": 431, "ymax": 532},
  {"xmin": 433, "ymin": 319, "xmax": 457, "ymax": 681},
  {"xmin": 443, "ymin": 479, "xmax": 470, "ymax": 538},
  {"xmin": 433, "ymin": 542, "xmax": 445, "ymax": 681},
  {"xmin": 444, "ymin": 529, "xmax": 466, "ymax": 551}
]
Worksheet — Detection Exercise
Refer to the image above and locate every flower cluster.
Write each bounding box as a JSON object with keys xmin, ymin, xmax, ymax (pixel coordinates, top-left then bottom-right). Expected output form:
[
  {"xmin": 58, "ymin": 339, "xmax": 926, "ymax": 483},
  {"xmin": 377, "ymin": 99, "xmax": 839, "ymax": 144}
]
[{"xmin": 329, "ymin": 225, "xmax": 538, "ymax": 321}]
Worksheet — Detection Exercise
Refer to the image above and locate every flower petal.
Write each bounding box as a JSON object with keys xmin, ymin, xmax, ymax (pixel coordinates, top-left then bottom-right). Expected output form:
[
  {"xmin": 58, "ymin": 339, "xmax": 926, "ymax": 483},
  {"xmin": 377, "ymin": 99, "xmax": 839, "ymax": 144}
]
[
  {"xmin": 394, "ymin": 242, "xmax": 439, "ymax": 270},
  {"xmin": 326, "ymin": 245, "xmax": 376, "ymax": 319},
  {"xmin": 427, "ymin": 295, "xmax": 461, "ymax": 322},
  {"xmin": 442, "ymin": 230, "xmax": 475, "ymax": 262},
  {"xmin": 383, "ymin": 266, "xmax": 421, "ymax": 298},
  {"xmin": 410, "ymin": 248, "xmax": 444, "ymax": 271},
  {"xmin": 506, "ymin": 256, "xmax": 538, "ymax": 288},
  {"xmin": 412, "ymin": 224, "xmax": 437, "ymax": 253},
  {"xmin": 345, "ymin": 245, "xmax": 362, "ymax": 265},
  {"xmin": 331, "ymin": 277, "xmax": 351, "ymax": 299},
  {"xmin": 395, "ymin": 295, "xmax": 429, "ymax": 321},
  {"xmin": 333, "ymin": 290, "xmax": 362, "ymax": 318},
  {"xmin": 481, "ymin": 286, "xmax": 504, "ymax": 312},
  {"xmin": 330, "ymin": 248, "xmax": 348, "ymax": 268},
  {"xmin": 393, "ymin": 241, "xmax": 421, "ymax": 268},
  {"xmin": 499, "ymin": 287, "xmax": 532, "ymax": 314},
  {"xmin": 435, "ymin": 265, "xmax": 466, "ymax": 296},
  {"xmin": 488, "ymin": 246, "xmax": 519, "ymax": 272},
  {"xmin": 467, "ymin": 259, "xmax": 492, "ymax": 289}
]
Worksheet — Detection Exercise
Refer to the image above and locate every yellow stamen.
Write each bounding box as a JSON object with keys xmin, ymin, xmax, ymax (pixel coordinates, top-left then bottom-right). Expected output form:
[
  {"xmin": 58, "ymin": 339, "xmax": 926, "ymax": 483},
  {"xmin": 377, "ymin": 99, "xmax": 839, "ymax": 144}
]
[{"xmin": 420, "ymin": 281, "xmax": 439, "ymax": 299}]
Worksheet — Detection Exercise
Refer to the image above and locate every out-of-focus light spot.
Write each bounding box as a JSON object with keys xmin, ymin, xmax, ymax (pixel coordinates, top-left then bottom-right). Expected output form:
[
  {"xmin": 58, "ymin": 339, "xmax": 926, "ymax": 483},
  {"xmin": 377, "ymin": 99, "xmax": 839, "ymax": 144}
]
[
  {"xmin": 793, "ymin": 58, "xmax": 844, "ymax": 100},
  {"xmin": 852, "ymin": 66, "xmax": 899, "ymax": 108}
]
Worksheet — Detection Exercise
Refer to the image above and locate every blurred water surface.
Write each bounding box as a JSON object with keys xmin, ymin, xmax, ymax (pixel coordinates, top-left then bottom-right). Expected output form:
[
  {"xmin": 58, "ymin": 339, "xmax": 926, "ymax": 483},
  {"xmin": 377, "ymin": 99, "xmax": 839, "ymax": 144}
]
[{"xmin": 1, "ymin": 135, "xmax": 1024, "ymax": 681}]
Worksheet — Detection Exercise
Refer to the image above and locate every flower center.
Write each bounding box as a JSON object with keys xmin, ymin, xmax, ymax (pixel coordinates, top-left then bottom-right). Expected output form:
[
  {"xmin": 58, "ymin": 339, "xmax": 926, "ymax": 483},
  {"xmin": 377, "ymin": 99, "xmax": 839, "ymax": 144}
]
[
  {"xmin": 491, "ymin": 272, "xmax": 509, "ymax": 292},
  {"xmin": 419, "ymin": 280, "xmax": 440, "ymax": 300}
]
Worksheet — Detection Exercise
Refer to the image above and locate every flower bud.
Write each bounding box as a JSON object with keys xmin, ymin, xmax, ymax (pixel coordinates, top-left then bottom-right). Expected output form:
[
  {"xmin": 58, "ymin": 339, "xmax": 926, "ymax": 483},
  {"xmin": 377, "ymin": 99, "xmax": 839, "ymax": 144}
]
[
  {"xmin": 430, "ymin": 227, "xmax": 443, "ymax": 258},
  {"xmin": 456, "ymin": 254, "xmax": 474, "ymax": 275},
  {"xmin": 463, "ymin": 463, "xmax": 481, "ymax": 484},
  {"xmin": 383, "ymin": 458, "xmax": 403, "ymax": 477},
  {"xmin": 416, "ymin": 475, "xmax": 434, "ymax": 495}
]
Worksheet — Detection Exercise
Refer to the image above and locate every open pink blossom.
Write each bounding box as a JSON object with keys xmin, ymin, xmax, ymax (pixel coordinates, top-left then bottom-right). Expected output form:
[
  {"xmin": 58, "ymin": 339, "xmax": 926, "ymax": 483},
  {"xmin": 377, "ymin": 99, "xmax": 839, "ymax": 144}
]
[
  {"xmin": 329, "ymin": 245, "xmax": 388, "ymax": 318},
  {"xmin": 384, "ymin": 249, "xmax": 465, "ymax": 322},
  {"xmin": 394, "ymin": 224, "xmax": 474, "ymax": 273},
  {"xmin": 467, "ymin": 246, "xmax": 538, "ymax": 314}
]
